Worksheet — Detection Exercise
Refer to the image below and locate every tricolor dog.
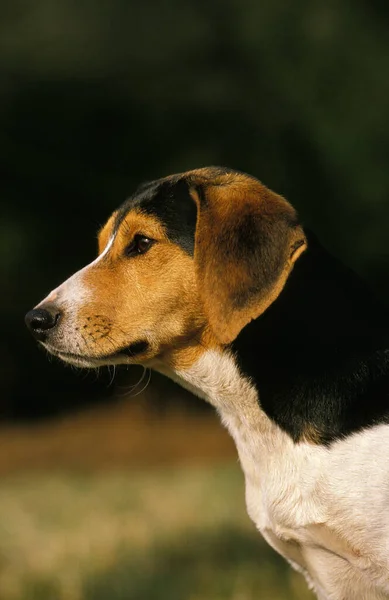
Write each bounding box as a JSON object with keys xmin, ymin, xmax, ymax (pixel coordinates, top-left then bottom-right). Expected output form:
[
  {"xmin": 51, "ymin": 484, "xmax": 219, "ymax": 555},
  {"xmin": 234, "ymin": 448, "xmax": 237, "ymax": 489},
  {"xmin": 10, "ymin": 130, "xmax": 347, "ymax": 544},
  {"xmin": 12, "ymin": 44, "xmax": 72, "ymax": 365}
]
[{"xmin": 25, "ymin": 168, "xmax": 389, "ymax": 599}]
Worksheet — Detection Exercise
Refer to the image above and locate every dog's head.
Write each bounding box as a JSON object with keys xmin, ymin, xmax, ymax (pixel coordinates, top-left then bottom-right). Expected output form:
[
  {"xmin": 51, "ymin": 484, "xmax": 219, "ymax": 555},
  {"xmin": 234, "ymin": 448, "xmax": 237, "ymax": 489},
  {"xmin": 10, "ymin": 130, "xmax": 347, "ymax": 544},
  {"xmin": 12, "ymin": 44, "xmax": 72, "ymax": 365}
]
[{"xmin": 25, "ymin": 167, "xmax": 307, "ymax": 369}]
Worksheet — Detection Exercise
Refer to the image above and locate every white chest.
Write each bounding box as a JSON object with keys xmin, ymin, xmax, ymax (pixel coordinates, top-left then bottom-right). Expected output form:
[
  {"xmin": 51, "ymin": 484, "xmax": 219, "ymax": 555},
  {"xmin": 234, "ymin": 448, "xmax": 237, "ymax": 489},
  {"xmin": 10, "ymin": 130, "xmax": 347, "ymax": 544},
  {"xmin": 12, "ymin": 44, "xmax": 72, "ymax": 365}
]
[
  {"xmin": 221, "ymin": 407, "xmax": 326, "ymax": 536},
  {"xmin": 171, "ymin": 350, "xmax": 326, "ymax": 539},
  {"xmin": 169, "ymin": 350, "xmax": 389, "ymax": 598}
]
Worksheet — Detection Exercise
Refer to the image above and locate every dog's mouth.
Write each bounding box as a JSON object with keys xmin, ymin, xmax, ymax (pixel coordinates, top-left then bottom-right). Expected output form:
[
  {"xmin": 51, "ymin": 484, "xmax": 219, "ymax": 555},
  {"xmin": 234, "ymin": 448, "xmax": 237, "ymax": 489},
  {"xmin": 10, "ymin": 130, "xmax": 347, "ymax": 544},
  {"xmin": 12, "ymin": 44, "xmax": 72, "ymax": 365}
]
[{"xmin": 43, "ymin": 340, "xmax": 150, "ymax": 367}]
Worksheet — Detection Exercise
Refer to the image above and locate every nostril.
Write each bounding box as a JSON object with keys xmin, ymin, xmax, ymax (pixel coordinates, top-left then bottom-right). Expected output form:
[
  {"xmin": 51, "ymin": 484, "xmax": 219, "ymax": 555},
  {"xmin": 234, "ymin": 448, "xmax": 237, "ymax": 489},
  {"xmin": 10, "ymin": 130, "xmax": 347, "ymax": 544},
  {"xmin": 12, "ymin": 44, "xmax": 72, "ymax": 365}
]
[{"xmin": 25, "ymin": 307, "xmax": 61, "ymax": 340}]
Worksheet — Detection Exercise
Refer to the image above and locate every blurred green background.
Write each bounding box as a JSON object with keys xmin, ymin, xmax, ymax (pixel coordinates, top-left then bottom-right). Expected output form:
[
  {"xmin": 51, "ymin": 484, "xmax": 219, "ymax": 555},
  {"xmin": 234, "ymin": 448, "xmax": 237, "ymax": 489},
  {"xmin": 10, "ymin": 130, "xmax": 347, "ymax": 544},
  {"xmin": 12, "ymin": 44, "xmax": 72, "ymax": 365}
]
[{"xmin": 0, "ymin": 0, "xmax": 388, "ymax": 598}]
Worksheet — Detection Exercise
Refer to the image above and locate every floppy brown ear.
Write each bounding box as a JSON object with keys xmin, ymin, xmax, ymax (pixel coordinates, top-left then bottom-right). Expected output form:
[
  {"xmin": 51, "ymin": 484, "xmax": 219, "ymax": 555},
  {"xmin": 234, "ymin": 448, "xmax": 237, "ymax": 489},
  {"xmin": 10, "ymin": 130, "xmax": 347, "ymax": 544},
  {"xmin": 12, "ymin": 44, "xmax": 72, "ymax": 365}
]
[{"xmin": 188, "ymin": 170, "xmax": 307, "ymax": 344}]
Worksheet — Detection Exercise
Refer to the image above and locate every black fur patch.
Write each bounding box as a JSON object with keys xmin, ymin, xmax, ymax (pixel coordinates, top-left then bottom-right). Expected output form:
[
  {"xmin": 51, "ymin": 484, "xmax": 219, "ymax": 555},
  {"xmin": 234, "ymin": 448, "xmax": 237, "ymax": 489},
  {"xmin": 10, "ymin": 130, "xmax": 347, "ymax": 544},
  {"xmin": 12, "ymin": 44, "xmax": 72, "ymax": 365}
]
[
  {"xmin": 232, "ymin": 231, "xmax": 389, "ymax": 444},
  {"xmin": 115, "ymin": 177, "xmax": 197, "ymax": 255}
]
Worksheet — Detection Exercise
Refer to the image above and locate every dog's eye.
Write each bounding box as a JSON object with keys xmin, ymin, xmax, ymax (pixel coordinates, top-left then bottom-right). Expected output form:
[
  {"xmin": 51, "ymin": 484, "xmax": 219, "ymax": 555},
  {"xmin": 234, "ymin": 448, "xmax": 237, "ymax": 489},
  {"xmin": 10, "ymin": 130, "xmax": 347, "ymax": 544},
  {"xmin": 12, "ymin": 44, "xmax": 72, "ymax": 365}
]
[{"xmin": 125, "ymin": 235, "xmax": 154, "ymax": 257}]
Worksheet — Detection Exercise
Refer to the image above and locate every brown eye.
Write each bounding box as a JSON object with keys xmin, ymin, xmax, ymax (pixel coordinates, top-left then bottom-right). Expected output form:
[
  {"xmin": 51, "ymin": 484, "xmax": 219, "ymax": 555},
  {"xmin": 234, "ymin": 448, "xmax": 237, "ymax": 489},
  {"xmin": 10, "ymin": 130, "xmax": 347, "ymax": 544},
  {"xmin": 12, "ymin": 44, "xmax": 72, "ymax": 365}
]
[{"xmin": 125, "ymin": 235, "xmax": 154, "ymax": 257}]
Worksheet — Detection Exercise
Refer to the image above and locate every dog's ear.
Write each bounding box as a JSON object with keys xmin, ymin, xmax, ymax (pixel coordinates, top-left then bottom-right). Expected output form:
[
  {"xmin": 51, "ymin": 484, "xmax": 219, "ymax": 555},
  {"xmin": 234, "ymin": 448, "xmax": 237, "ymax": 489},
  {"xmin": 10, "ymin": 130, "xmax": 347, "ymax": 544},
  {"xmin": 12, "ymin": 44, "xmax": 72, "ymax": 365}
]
[{"xmin": 187, "ymin": 169, "xmax": 307, "ymax": 344}]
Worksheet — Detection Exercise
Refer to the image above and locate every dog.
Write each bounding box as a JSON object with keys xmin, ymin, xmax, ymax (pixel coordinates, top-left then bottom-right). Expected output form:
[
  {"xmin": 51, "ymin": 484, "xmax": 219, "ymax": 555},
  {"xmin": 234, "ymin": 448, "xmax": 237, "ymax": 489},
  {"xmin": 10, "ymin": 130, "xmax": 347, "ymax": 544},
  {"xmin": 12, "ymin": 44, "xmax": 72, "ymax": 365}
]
[{"xmin": 25, "ymin": 167, "xmax": 389, "ymax": 599}]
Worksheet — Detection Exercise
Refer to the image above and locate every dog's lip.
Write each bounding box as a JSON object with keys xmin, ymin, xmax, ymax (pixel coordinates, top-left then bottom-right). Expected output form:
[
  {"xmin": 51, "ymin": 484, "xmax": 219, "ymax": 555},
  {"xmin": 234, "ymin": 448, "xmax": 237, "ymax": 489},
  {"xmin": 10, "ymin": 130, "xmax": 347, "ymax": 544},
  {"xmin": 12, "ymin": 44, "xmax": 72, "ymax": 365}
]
[
  {"xmin": 42, "ymin": 346, "xmax": 107, "ymax": 364},
  {"xmin": 43, "ymin": 340, "xmax": 149, "ymax": 362}
]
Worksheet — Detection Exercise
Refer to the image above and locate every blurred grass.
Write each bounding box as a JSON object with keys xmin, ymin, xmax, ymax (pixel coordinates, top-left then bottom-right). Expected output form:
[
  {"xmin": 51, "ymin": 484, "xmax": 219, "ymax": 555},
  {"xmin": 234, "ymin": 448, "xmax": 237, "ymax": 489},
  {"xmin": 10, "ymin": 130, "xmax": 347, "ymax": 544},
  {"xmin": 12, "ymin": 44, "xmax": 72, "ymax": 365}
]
[
  {"xmin": 0, "ymin": 401, "xmax": 235, "ymax": 474},
  {"xmin": 0, "ymin": 464, "xmax": 314, "ymax": 600}
]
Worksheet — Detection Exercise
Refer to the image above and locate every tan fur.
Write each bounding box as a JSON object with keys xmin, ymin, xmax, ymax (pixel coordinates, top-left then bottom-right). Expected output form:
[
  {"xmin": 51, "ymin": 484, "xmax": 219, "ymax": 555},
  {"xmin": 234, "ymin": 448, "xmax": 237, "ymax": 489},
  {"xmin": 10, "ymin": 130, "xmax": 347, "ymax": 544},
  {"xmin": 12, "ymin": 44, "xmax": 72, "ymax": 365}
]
[
  {"xmin": 97, "ymin": 212, "xmax": 117, "ymax": 254},
  {"xmin": 187, "ymin": 168, "xmax": 307, "ymax": 343},
  {"xmin": 79, "ymin": 211, "xmax": 210, "ymax": 362},
  {"xmin": 301, "ymin": 423, "xmax": 325, "ymax": 445},
  {"xmin": 36, "ymin": 208, "xmax": 214, "ymax": 366}
]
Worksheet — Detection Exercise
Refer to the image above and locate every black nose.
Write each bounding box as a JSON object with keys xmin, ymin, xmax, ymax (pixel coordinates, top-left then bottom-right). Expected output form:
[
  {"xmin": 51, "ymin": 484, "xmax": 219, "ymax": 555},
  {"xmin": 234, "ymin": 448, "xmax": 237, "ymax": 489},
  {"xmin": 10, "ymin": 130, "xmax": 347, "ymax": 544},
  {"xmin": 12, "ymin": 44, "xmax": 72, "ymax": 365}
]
[{"xmin": 25, "ymin": 307, "xmax": 61, "ymax": 341}]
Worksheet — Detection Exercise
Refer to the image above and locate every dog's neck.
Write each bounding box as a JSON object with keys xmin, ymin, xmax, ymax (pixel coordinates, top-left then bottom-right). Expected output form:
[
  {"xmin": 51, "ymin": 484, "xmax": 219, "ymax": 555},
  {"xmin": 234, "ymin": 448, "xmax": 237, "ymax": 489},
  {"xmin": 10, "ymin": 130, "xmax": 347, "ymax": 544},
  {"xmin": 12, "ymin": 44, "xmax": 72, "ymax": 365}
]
[
  {"xmin": 158, "ymin": 349, "xmax": 259, "ymax": 415},
  {"xmin": 158, "ymin": 348, "xmax": 278, "ymax": 458}
]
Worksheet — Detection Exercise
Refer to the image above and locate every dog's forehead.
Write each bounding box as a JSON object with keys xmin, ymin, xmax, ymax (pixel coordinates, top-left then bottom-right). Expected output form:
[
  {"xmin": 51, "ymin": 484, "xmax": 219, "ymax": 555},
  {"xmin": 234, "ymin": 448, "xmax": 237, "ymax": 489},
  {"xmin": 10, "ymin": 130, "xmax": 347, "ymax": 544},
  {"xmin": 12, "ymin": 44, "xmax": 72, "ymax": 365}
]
[
  {"xmin": 104, "ymin": 167, "xmax": 257, "ymax": 254},
  {"xmin": 114, "ymin": 176, "xmax": 197, "ymax": 255}
]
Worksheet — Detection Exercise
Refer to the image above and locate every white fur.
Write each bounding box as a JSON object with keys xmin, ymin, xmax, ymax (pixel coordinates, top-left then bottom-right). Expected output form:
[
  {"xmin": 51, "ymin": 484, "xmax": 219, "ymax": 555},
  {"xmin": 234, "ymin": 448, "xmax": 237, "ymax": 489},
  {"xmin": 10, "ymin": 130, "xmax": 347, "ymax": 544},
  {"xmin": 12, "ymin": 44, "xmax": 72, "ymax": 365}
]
[{"xmin": 172, "ymin": 350, "xmax": 389, "ymax": 600}]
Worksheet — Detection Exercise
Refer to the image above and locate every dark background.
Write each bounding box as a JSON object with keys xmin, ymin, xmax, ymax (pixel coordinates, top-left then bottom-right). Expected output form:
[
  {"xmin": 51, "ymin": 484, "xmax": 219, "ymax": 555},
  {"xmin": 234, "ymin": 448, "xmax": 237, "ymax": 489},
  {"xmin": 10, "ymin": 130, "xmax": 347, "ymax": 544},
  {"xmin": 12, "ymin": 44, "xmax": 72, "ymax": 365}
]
[{"xmin": 1, "ymin": 0, "xmax": 388, "ymax": 420}]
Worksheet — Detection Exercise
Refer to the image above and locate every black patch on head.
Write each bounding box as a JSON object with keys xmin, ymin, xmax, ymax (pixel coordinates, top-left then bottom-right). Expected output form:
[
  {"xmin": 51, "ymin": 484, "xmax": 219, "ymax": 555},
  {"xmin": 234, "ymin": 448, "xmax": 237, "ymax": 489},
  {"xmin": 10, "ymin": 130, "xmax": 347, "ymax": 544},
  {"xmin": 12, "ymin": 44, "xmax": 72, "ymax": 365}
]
[
  {"xmin": 115, "ymin": 177, "xmax": 197, "ymax": 255},
  {"xmin": 232, "ymin": 231, "xmax": 389, "ymax": 445}
]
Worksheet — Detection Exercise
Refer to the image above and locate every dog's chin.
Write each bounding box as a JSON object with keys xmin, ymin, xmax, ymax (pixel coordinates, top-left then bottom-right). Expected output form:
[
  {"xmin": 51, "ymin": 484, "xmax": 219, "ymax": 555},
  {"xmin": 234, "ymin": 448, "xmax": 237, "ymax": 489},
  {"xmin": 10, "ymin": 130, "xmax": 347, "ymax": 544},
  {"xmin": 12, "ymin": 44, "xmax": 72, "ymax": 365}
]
[
  {"xmin": 54, "ymin": 351, "xmax": 106, "ymax": 368},
  {"xmin": 41, "ymin": 340, "xmax": 150, "ymax": 368}
]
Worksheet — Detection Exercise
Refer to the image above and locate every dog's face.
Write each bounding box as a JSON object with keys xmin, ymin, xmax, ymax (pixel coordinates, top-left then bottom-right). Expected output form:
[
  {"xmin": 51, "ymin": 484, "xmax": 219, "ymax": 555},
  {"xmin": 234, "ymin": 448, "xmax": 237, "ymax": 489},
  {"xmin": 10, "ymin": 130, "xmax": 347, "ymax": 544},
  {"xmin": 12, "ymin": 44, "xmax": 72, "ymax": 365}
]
[{"xmin": 25, "ymin": 167, "xmax": 307, "ymax": 370}]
